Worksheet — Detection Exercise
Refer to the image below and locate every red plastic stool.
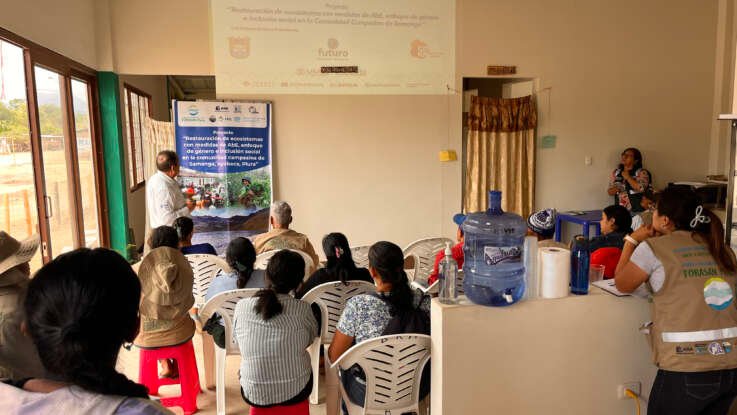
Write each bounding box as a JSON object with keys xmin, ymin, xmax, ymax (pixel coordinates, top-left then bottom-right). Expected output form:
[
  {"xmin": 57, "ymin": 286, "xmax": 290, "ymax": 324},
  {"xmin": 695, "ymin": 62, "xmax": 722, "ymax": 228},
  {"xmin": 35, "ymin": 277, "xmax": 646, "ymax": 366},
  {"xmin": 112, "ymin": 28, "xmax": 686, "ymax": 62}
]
[
  {"xmin": 249, "ymin": 399, "xmax": 310, "ymax": 415},
  {"xmin": 138, "ymin": 339, "xmax": 201, "ymax": 414}
]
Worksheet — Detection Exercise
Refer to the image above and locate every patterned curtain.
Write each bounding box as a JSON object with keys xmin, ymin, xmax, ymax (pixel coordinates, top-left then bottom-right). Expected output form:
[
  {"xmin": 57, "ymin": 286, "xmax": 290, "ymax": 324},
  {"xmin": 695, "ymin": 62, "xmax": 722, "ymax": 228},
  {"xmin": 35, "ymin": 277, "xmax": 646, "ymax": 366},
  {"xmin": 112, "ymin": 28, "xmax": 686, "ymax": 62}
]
[
  {"xmin": 142, "ymin": 117, "xmax": 175, "ymax": 181},
  {"xmin": 142, "ymin": 117, "xmax": 175, "ymax": 240},
  {"xmin": 464, "ymin": 95, "xmax": 537, "ymax": 218}
]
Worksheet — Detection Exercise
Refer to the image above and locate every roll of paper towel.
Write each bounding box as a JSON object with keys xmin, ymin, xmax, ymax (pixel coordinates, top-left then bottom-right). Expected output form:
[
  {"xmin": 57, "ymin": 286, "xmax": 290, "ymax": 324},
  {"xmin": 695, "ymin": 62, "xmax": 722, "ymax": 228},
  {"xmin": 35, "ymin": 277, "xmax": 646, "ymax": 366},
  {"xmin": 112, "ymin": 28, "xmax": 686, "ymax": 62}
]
[{"xmin": 539, "ymin": 247, "xmax": 571, "ymax": 299}]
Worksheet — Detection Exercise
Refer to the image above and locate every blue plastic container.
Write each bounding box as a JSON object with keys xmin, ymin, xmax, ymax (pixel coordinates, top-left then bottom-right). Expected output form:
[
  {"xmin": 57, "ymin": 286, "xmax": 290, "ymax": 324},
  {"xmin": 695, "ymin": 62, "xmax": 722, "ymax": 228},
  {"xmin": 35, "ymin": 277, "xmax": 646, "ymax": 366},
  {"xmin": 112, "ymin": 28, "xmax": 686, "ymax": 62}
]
[
  {"xmin": 570, "ymin": 236, "xmax": 590, "ymax": 295},
  {"xmin": 462, "ymin": 191, "xmax": 527, "ymax": 306}
]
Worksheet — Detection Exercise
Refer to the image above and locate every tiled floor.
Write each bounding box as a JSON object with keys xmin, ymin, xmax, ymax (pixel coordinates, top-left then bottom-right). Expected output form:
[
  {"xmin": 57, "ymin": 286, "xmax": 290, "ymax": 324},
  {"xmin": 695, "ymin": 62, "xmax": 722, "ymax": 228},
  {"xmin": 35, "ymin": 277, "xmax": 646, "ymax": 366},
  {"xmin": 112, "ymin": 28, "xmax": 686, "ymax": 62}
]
[{"xmin": 117, "ymin": 332, "xmax": 327, "ymax": 415}]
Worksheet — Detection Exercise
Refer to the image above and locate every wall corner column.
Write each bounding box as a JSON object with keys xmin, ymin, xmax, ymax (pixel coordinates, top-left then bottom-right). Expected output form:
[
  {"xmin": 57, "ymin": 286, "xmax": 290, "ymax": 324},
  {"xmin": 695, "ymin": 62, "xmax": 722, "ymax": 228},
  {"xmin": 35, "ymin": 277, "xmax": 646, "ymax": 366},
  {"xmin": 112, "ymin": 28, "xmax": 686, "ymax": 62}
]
[{"xmin": 97, "ymin": 71, "xmax": 130, "ymax": 259}]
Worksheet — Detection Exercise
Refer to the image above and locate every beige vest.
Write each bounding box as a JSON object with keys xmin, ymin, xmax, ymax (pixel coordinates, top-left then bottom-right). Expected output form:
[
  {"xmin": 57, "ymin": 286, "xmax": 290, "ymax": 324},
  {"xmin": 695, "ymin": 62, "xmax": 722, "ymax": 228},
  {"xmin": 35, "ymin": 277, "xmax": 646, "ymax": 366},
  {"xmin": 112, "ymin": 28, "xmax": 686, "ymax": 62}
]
[{"xmin": 647, "ymin": 231, "xmax": 737, "ymax": 372}]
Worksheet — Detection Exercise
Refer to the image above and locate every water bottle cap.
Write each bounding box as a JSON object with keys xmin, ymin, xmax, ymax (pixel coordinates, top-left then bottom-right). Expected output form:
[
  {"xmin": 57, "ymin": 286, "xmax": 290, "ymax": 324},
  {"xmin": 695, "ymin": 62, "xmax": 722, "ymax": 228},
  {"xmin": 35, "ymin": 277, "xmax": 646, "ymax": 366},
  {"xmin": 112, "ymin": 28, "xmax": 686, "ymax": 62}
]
[{"xmin": 444, "ymin": 242, "xmax": 452, "ymax": 256}]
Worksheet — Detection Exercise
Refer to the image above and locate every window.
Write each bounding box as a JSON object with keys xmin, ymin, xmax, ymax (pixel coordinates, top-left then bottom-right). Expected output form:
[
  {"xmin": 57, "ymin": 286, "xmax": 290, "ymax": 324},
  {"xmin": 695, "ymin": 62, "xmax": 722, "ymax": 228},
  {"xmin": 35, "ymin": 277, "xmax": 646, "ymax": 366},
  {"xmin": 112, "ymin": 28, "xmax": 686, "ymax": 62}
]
[
  {"xmin": 0, "ymin": 26, "xmax": 108, "ymax": 264},
  {"xmin": 123, "ymin": 85, "xmax": 151, "ymax": 190}
]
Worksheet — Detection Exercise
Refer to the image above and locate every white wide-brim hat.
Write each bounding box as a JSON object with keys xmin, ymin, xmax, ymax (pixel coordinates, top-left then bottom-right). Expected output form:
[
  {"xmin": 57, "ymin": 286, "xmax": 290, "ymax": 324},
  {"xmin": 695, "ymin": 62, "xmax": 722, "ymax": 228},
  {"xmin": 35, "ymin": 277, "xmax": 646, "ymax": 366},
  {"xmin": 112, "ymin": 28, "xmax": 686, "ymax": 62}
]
[{"xmin": 0, "ymin": 232, "xmax": 40, "ymax": 276}]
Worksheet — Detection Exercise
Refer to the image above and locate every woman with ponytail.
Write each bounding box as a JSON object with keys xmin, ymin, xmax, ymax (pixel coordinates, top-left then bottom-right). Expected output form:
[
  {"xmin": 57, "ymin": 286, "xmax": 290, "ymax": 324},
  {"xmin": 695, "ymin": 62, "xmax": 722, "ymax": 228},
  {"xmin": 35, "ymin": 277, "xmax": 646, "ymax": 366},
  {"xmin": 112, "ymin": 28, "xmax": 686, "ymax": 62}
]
[
  {"xmin": 232, "ymin": 250, "xmax": 317, "ymax": 409},
  {"xmin": 295, "ymin": 232, "xmax": 372, "ymax": 298},
  {"xmin": 172, "ymin": 216, "xmax": 216, "ymax": 256},
  {"xmin": 206, "ymin": 237, "xmax": 265, "ymax": 302},
  {"xmin": 0, "ymin": 248, "xmax": 172, "ymax": 414},
  {"xmin": 329, "ymin": 241, "xmax": 430, "ymax": 412},
  {"xmin": 615, "ymin": 186, "xmax": 737, "ymax": 414}
]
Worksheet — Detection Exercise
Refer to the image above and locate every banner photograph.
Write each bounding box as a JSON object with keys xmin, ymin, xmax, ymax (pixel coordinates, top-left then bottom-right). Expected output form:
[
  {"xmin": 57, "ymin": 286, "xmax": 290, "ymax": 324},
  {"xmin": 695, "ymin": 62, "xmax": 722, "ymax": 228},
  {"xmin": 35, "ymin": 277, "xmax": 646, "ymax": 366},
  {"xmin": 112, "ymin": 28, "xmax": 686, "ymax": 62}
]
[
  {"xmin": 173, "ymin": 100, "xmax": 273, "ymax": 253},
  {"xmin": 211, "ymin": 0, "xmax": 455, "ymax": 95}
]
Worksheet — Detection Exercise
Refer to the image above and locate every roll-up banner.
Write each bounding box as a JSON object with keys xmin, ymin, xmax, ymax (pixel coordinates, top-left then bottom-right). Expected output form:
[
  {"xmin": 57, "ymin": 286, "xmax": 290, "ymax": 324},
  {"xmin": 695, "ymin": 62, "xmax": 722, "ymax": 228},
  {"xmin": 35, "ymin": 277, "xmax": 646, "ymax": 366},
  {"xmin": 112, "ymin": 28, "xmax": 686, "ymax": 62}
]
[{"xmin": 173, "ymin": 100, "xmax": 273, "ymax": 253}]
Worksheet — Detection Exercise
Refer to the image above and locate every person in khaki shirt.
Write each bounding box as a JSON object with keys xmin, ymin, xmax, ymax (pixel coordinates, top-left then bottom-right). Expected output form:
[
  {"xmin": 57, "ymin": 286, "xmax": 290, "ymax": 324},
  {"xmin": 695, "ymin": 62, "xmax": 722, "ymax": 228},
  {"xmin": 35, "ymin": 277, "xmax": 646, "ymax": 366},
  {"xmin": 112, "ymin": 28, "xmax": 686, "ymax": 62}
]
[
  {"xmin": 252, "ymin": 201, "xmax": 319, "ymax": 271},
  {"xmin": 0, "ymin": 232, "xmax": 44, "ymax": 380}
]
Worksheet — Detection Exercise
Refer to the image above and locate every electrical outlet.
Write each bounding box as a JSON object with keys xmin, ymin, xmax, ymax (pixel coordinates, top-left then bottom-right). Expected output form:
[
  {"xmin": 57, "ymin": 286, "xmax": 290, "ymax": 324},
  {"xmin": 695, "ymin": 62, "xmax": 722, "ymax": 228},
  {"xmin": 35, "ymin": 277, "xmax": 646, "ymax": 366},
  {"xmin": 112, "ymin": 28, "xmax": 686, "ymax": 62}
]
[
  {"xmin": 584, "ymin": 156, "xmax": 592, "ymax": 165},
  {"xmin": 617, "ymin": 381, "xmax": 641, "ymax": 400}
]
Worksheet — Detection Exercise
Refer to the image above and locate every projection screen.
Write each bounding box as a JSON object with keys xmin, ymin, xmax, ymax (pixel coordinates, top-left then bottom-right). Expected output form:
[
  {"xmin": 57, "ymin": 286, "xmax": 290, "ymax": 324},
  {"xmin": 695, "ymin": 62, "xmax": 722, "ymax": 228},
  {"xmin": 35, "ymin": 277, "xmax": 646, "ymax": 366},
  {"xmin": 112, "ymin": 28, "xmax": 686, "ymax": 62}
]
[{"xmin": 211, "ymin": 0, "xmax": 455, "ymax": 95}]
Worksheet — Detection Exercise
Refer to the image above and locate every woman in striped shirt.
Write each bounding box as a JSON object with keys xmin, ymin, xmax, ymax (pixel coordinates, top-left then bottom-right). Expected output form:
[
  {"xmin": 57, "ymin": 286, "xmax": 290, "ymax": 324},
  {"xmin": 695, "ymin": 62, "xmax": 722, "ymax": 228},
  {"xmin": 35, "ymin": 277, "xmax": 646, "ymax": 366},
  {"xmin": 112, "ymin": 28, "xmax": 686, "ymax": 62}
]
[{"xmin": 233, "ymin": 250, "xmax": 318, "ymax": 409}]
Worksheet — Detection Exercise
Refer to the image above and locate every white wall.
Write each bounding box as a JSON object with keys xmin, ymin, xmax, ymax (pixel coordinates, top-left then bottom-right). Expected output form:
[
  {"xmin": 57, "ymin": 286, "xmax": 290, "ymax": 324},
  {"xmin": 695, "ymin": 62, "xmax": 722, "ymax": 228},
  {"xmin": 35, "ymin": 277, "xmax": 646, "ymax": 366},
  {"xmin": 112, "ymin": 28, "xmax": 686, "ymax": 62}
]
[
  {"xmin": 0, "ymin": 0, "xmax": 98, "ymax": 68},
  {"xmin": 107, "ymin": 0, "xmax": 723, "ymax": 250},
  {"xmin": 0, "ymin": 0, "xmax": 728, "ymax": 251}
]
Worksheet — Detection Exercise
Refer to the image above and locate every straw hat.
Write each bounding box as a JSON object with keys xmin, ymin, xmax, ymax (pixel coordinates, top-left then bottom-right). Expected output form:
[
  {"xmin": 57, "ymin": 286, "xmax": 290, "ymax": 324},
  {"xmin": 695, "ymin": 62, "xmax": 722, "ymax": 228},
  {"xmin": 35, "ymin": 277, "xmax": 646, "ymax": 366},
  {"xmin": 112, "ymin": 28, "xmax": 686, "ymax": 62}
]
[{"xmin": 0, "ymin": 232, "xmax": 39, "ymax": 276}]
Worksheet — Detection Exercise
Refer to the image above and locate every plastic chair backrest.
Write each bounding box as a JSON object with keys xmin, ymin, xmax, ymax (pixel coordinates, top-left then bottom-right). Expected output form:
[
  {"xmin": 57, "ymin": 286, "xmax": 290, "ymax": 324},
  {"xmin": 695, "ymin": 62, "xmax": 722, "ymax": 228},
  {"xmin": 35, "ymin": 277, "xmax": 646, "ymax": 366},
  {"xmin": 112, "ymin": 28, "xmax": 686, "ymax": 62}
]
[
  {"xmin": 185, "ymin": 254, "xmax": 231, "ymax": 307},
  {"xmin": 350, "ymin": 245, "xmax": 371, "ymax": 269},
  {"xmin": 590, "ymin": 247, "xmax": 622, "ymax": 279},
  {"xmin": 331, "ymin": 334, "xmax": 431, "ymax": 414},
  {"xmin": 403, "ymin": 237, "xmax": 454, "ymax": 284},
  {"xmin": 200, "ymin": 288, "xmax": 260, "ymax": 354},
  {"xmin": 255, "ymin": 249, "xmax": 314, "ymax": 281},
  {"xmin": 301, "ymin": 281, "xmax": 375, "ymax": 344}
]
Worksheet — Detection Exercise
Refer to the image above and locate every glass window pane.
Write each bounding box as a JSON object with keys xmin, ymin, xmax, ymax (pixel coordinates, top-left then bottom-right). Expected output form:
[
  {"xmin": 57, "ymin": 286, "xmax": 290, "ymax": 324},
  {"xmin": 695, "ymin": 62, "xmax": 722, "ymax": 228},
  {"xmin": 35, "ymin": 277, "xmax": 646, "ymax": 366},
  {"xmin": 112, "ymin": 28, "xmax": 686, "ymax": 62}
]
[
  {"xmin": 71, "ymin": 79, "xmax": 99, "ymax": 248},
  {"xmin": 35, "ymin": 65, "xmax": 75, "ymax": 257},
  {"xmin": 0, "ymin": 40, "xmax": 41, "ymax": 270}
]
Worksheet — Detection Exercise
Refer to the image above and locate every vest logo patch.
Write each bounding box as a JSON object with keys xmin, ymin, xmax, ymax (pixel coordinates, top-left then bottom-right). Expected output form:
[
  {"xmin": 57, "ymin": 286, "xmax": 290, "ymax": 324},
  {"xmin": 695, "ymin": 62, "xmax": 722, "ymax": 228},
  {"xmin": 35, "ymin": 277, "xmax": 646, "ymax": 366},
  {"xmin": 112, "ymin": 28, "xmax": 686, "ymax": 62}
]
[
  {"xmin": 675, "ymin": 345, "xmax": 694, "ymax": 354},
  {"xmin": 703, "ymin": 277, "xmax": 734, "ymax": 311},
  {"xmin": 708, "ymin": 341, "xmax": 726, "ymax": 356}
]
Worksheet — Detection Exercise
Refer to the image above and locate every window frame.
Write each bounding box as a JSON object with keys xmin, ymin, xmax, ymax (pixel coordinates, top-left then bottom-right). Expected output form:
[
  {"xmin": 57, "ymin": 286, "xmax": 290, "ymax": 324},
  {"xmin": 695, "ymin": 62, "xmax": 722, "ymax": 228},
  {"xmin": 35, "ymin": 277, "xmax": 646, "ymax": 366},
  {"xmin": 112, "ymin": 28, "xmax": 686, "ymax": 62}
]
[
  {"xmin": 0, "ymin": 26, "xmax": 109, "ymax": 262},
  {"xmin": 123, "ymin": 83, "xmax": 152, "ymax": 192}
]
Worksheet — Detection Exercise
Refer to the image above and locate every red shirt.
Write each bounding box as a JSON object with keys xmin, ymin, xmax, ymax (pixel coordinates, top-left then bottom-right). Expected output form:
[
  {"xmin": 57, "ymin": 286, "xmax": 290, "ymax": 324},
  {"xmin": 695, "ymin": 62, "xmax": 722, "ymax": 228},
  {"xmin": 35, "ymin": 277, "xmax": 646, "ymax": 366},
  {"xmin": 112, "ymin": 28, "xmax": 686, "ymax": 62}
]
[{"xmin": 427, "ymin": 242, "xmax": 464, "ymax": 285}]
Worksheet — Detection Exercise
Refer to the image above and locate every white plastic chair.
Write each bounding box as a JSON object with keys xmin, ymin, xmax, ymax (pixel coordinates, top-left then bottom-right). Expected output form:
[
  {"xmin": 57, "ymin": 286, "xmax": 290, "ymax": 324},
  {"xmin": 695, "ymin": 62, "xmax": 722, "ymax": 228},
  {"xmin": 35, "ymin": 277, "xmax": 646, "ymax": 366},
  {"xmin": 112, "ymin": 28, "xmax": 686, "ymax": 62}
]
[
  {"xmin": 331, "ymin": 334, "xmax": 432, "ymax": 415},
  {"xmin": 301, "ymin": 281, "xmax": 376, "ymax": 405},
  {"xmin": 184, "ymin": 254, "xmax": 230, "ymax": 389},
  {"xmin": 255, "ymin": 248, "xmax": 314, "ymax": 281},
  {"xmin": 199, "ymin": 288, "xmax": 260, "ymax": 415},
  {"xmin": 185, "ymin": 254, "xmax": 231, "ymax": 308},
  {"xmin": 350, "ymin": 245, "xmax": 371, "ymax": 268},
  {"xmin": 403, "ymin": 237, "xmax": 453, "ymax": 286}
]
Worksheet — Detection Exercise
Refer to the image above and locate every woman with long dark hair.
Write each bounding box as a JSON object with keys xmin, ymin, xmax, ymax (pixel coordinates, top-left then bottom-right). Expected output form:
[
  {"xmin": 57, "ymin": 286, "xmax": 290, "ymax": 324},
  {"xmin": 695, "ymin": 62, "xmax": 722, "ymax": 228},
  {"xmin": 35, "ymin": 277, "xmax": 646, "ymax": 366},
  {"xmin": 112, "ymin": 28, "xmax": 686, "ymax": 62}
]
[
  {"xmin": 232, "ymin": 250, "xmax": 317, "ymax": 410},
  {"xmin": 615, "ymin": 186, "xmax": 737, "ymax": 414},
  {"xmin": 0, "ymin": 248, "xmax": 171, "ymax": 414},
  {"xmin": 206, "ymin": 237, "xmax": 265, "ymax": 301},
  {"xmin": 607, "ymin": 147, "xmax": 652, "ymax": 213},
  {"xmin": 295, "ymin": 232, "xmax": 372, "ymax": 298},
  {"xmin": 329, "ymin": 241, "xmax": 430, "ymax": 411}
]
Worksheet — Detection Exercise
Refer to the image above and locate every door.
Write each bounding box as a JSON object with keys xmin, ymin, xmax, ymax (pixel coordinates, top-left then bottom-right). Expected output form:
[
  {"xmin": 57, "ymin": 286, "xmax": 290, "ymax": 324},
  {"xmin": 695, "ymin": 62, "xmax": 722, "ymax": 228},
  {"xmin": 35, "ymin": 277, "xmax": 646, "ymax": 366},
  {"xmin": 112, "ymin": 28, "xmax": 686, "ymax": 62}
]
[{"xmin": 0, "ymin": 32, "xmax": 107, "ymax": 266}]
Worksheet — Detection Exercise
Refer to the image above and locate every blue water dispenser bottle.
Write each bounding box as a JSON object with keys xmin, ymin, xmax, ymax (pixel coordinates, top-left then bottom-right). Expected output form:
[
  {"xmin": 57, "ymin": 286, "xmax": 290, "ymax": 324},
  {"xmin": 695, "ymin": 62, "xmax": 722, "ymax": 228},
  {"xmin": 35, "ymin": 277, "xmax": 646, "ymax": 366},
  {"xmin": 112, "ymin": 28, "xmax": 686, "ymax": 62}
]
[{"xmin": 462, "ymin": 190, "xmax": 527, "ymax": 306}]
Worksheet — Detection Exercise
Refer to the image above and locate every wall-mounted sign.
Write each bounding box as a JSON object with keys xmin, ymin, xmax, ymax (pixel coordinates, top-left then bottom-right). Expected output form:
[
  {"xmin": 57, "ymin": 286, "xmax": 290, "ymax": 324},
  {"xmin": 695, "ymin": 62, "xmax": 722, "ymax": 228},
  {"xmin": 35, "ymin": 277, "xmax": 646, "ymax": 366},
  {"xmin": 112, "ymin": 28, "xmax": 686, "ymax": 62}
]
[{"xmin": 487, "ymin": 65, "xmax": 516, "ymax": 75}]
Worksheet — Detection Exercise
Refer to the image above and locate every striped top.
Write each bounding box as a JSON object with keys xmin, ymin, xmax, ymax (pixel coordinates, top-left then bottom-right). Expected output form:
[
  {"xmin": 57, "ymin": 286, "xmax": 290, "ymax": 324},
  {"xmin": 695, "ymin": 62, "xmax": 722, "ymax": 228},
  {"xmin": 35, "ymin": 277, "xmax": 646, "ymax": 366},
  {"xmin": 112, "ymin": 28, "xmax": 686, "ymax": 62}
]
[{"xmin": 233, "ymin": 294, "xmax": 318, "ymax": 406}]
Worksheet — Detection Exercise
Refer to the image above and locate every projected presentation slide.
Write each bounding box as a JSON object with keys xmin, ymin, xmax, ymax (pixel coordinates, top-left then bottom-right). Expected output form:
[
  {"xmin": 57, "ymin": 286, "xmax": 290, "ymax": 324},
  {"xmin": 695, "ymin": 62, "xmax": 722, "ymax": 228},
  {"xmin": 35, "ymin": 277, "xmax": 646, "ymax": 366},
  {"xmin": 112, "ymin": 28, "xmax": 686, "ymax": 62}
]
[{"xmin": 212, "ymin": 0, "xmax": 455, "ymax": 95}]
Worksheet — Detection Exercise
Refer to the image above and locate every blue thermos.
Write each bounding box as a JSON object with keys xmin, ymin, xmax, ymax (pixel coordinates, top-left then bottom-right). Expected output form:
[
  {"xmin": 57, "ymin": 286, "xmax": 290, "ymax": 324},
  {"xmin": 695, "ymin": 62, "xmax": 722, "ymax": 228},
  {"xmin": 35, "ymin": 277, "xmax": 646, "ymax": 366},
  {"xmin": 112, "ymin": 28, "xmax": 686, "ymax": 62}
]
[{"xmin": 570, "ymin": 236, "xmax": 590, "ymax": 295}]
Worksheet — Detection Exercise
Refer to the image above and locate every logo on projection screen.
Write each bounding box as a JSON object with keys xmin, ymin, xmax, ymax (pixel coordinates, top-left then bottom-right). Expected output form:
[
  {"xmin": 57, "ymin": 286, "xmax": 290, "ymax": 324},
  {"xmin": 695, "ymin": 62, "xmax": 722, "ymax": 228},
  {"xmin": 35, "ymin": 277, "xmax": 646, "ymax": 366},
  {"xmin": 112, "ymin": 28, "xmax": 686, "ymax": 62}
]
[
  {"xmin": 229, "ymin": 37, "xmax": 250, "ymax": 59},
  {"xmin": 410, "ymin": 39, "xmax": 441, "ymax": 59},
  {"xmin": 318, "ymin": 38, "xmax": 349, "ymax": 59}
]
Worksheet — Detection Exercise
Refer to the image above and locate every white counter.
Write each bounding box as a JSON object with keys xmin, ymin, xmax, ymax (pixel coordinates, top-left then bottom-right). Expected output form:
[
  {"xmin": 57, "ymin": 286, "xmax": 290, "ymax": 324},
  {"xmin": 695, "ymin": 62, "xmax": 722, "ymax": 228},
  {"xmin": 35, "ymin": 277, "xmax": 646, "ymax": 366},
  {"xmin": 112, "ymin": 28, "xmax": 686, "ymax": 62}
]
[{"xmin": 430, "ymin": 288, "xmax": 656, "ymax": 415}]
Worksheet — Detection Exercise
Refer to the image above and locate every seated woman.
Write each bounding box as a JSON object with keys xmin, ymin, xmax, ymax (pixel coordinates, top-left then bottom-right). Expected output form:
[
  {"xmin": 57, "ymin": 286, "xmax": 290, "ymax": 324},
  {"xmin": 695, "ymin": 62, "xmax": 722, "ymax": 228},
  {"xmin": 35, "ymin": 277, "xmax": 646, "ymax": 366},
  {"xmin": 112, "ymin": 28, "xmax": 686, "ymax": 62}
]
[
  {"xmin": 614, "ymin": 186, "xmax": 737, "ymax": 414},
  {"xmin": 607, "ymin": 147, "xmax": 652, "ymax": 213},
  {"xmin": 173, "ymin": 216, "xmax": 217, "ymax": 255},
  {"xmin": 295, "ymin": 232, "xmax": 372, "ymax": 298},
  {"xmin": 0, "ymin": 248, "xmax": 171, "ymax": 414},
  {"xmin": 589, "ymin": 205, "xmax": 633, "ymax": 252},
  {"xmin": 136, "ymin": 226, "xmax": 195, "ymax": 379},
  {"xmin": 233, "ymin": 250, "xmax": 318, "ymax": 410},
  {"xmin": 329, "ymin": 241, "xmax": 431, "ymax": 411},
  {"xmin": 203, "ymin": 237, "xmax": 265, "ymax": 347}
]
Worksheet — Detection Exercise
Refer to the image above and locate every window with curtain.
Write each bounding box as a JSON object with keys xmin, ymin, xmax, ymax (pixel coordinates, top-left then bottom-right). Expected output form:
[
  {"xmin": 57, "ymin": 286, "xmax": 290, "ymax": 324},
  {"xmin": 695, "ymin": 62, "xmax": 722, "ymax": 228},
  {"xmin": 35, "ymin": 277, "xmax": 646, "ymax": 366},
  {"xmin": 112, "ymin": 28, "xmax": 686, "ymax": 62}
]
[{"xmin": 123, "ymin": 85, "xmax": 151, "ymax": 190}]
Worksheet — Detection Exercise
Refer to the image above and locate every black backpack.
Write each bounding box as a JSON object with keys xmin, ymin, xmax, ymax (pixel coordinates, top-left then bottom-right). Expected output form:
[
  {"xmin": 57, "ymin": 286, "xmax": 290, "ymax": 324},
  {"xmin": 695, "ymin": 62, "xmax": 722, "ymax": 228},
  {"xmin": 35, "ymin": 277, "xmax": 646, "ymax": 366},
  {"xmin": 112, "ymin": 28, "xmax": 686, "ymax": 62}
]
[{"xmin": 372, "ymin": 290, "xmax": 430, "ymax": 335}]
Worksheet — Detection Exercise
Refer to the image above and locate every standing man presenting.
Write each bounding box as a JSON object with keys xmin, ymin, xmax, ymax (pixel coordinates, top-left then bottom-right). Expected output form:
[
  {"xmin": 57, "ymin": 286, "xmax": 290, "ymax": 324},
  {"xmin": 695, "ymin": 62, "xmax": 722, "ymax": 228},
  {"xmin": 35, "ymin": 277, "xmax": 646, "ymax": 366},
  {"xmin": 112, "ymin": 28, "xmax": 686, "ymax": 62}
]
[{"xmin": 146, "ymin": 150, "xmax": 193, "ymax": 231}]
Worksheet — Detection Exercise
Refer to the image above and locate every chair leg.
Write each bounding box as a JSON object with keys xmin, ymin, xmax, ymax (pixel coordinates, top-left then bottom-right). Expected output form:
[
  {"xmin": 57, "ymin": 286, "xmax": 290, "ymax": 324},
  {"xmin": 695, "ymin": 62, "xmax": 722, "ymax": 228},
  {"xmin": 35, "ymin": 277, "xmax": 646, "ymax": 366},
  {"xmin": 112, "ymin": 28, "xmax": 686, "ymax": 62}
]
[
  {"xmin": 324, "ymin": 347, "xmax": 341, "ymax": 415},
  {"xmin": 308, "ymin": 337, "xmax": 321, "ymax": 404},
  {"xmin": 202, "ymin": 332, "xmax": 216, "ymax": 390},
  {"xmin": 216, "ymin": 346, "xmax": 226, "ymax": 415}
]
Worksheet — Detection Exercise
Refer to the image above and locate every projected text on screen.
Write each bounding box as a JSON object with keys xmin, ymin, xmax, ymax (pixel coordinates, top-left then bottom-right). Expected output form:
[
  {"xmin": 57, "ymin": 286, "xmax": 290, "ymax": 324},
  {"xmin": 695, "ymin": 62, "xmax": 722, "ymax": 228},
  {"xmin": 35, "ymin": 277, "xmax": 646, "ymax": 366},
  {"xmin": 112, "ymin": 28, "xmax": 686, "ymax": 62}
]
[{"xmin": 212, "ymin": 0, "xmax": 455, "ymax": 95}]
